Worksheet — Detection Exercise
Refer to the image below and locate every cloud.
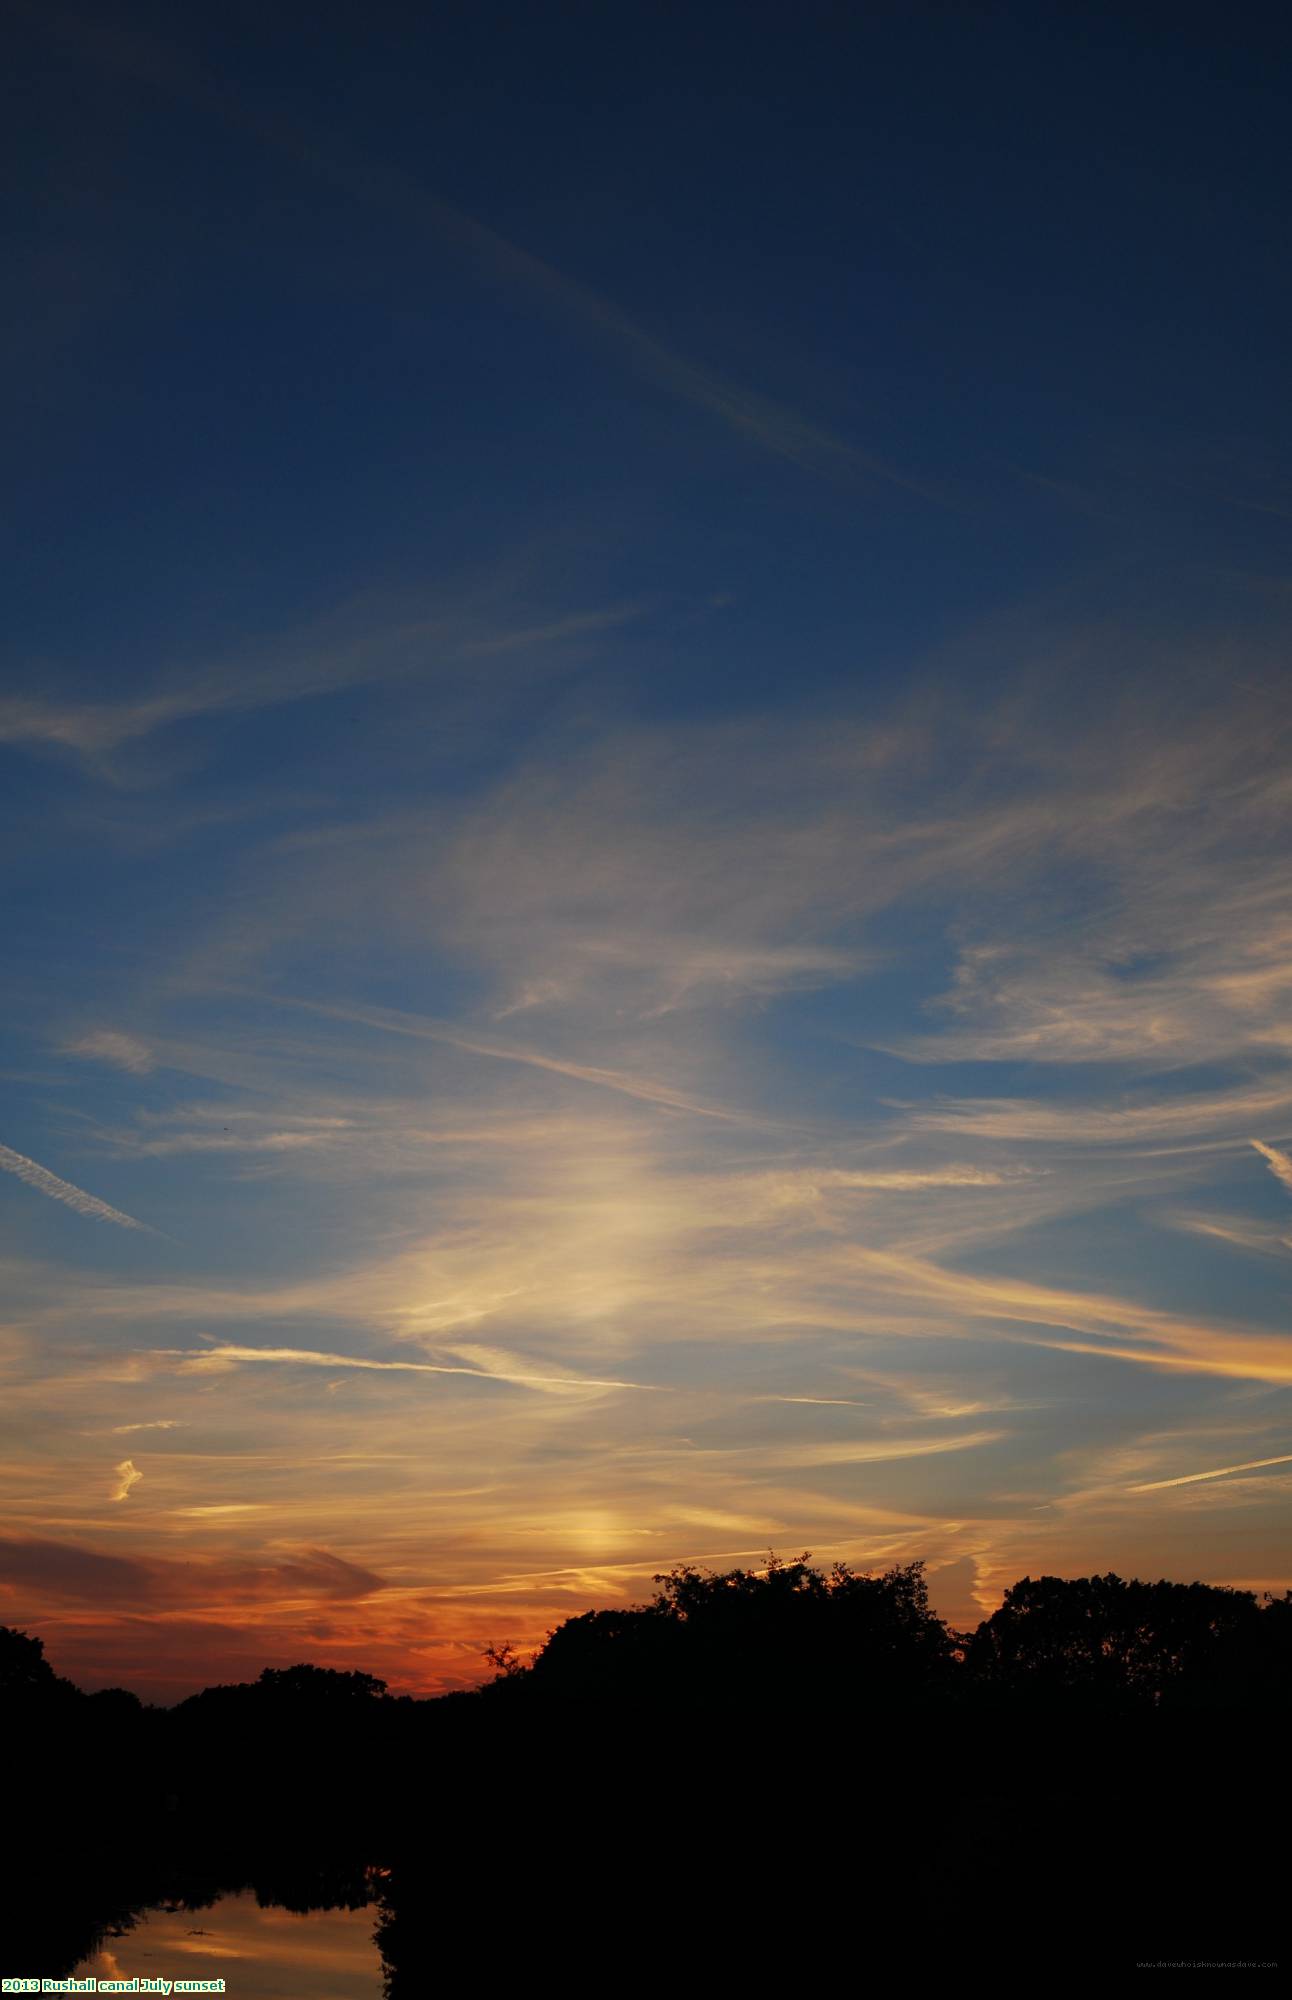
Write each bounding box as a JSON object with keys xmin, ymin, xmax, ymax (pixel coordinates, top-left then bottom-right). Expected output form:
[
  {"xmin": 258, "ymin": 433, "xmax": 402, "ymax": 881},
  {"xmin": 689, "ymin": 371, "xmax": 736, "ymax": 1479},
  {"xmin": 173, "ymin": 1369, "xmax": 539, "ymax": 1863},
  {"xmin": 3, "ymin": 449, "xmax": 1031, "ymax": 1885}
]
[
  {"xmin": 10, "ymin": 654, "xmax": 1292, "ymax": 1695},
  {"xmin": 832, "ymin": 1243, "xmax": 1292, "ymax": 1386},
  {"xmin": 904, "ymin": 1083, "xmax": 1292, "ymax": 1146},
  {"xmin": 1160, "ymin": 1209, "xmax": 1292, "ymax": 1258},
  {"xmin": 142, "ymin": 680, "xmax": 1292, "ymax": 1074},
  {"xmin": 92, "ymin": 1105, "xmax": 363, "ymax": 1166},
  {"xmin": 0, "ymin": 592, "xmax": 647, "ymax": 767},
  {"xmin": 63, "ymin": 1030, "xmax": 155, "ymax": 1074},
  {"xmin": 507, "ymin": 937, "xmax": 864, "ymax": 1019},
  {"xmin": 123, "ymin": 1130, "xmax": 329, "ymax": 1158},
  {"xmin": 0, "ymin": 1533, "xmax": 152, "ymax": 1600},
  {"xmin": 1250, "ymin": 1138, "xmax": 1292, "ymax": 1196},
  {"xmin": 0, "ymin": 1140, "xmax": 150, "ymax": 1231},
  {"xmin": 813, "ymin": 1166, "xmax": 1026, "ymax": 1190},
  {"xmin": 0, "ymin": 1534, "xmax": 383, "ymax": 1609},
  {"xmin": 111, "ymin": 1459, "xmax": 141, "ymax": 1501},
  {"xmin": 19, "ymin": 1095, "xmax": 1285, "ymax": 1392},
  {"xmin": 255, "ymin": 991, "xmax": 757, "ymax": 1124}
]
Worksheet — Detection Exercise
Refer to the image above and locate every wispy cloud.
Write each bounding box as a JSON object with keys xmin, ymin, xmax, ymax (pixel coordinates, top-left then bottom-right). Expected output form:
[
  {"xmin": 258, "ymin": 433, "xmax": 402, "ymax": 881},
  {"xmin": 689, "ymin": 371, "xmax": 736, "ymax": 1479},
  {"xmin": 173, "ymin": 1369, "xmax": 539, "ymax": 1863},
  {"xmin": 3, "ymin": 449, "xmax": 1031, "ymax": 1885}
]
[
  {"xmin": 110, "ymin": 1459, "xmax": 141, "ymax": 1502},
  {"xmin": 10, "ymin": 6, "xmax": 1292, "ymax": 1707},
  {"xmin": 0, "ymin": 593, "xmax": 647, "ymax": 766},
  {"xmin": 834, "ymin": 1243, "xmax": 1292, "ymax": 1386},
  {"xmin": 1160, "ymin": 1209, "xmax": 1292, "ymax": 1258},
  {"xmin": 813, "ymin": 1166, "xmax": 1027, "ymax": 1190},
  {"xmin": 63, "ymin": 1030, "xmax": 155, "ymax": 1074},
  {"xmin": 905, "ymin": 1083, "xmax": 1292, "ymax": 1146},
  {"xmin": 10, "ymin": 650, "xmax": 1292, "ymax": 1692},
  {"xmin": 253, "ymin": 990, "xmax": 757, "ymax": 1124},
  {"xmin": 0, "ymin": 1140, "xmax": 149, "ymax": 1231},
  {"xmin": 122, "ymin": 1130, "xmax": 330, "ymax": 1158},
  {"xmin": 0, "ymin": 1532, "xmax": 382, "ymax": 1609},
  {"xmin": 1250, "ymin": 1138, "xmax": 1292, "ymax": 1196}
]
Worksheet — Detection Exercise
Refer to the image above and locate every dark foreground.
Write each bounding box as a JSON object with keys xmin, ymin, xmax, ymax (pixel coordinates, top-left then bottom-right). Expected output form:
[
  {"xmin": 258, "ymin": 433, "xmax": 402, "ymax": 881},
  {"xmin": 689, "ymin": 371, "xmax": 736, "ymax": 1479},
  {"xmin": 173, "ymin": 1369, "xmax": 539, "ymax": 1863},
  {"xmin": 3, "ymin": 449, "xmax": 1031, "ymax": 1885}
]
[{"xmin": 5, "ymin": 1560, "xmax": 1288, "ymax": 1980}]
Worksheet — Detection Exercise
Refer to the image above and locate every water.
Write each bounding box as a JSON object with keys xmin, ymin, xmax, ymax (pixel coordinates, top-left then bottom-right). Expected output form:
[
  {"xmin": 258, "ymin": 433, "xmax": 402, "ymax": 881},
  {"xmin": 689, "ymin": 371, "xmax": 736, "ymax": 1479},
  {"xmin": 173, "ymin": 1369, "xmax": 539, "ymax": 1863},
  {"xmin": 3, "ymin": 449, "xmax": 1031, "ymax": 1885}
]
[{"xmin": 75, "ymin": 1890, "xmax": 382, "ymax": 1997}]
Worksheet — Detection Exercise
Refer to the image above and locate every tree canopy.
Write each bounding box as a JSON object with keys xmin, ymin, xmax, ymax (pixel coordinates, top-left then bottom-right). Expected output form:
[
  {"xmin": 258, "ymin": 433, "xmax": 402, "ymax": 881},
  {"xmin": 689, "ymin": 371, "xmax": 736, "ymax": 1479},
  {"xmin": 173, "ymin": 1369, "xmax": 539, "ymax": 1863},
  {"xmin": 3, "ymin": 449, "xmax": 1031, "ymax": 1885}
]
[
  {"xmin": 965, "ymin": 1571, "xmax": 1292, "ymax": 1709},
  {"xmin": 512, "ymin": 1553, "xmax": 957, "ymax": 1705}
]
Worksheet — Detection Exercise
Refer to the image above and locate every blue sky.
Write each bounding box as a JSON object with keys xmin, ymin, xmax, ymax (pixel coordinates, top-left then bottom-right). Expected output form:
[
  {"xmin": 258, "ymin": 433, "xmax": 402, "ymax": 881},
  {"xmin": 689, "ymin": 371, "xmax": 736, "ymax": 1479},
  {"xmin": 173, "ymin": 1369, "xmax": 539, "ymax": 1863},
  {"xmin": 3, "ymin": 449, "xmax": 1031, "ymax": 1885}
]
[{"xmin": 3, "ymin": 2, "xmax": 1292, "ymax": 1697}]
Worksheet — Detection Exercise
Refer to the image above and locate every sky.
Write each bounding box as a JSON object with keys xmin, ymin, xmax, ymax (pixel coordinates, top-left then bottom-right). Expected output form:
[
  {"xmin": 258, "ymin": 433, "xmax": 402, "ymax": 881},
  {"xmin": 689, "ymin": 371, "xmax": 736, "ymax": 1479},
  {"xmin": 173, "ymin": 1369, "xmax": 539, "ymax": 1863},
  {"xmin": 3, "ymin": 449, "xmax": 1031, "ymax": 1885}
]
[{"xmin": 3, "ymin": 1, "xmax": 1292, "ymax": 1701}]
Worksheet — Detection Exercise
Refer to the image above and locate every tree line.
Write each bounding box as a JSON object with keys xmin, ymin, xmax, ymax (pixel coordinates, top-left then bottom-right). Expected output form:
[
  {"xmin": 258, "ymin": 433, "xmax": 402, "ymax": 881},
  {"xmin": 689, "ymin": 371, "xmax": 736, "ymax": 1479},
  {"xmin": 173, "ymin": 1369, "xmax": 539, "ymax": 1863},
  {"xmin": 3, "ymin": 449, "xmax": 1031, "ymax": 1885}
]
[
  {"xmin": 5, "ymin": 1555, "xmax": 1292, "ymax": 1728},
  {"xmin": 6, "ymin": 1559, "xmax": 1288, "ymax": 1981}
]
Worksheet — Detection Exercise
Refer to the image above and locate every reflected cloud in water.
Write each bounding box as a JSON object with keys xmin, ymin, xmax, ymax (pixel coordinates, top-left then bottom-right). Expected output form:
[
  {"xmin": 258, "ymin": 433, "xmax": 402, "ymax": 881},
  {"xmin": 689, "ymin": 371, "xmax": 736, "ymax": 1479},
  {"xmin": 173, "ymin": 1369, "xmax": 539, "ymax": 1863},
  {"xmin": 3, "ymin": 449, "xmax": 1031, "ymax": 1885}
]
[{"xmin": 76, "ymin": 1889, "xmax": 381, "ymax": 1998}]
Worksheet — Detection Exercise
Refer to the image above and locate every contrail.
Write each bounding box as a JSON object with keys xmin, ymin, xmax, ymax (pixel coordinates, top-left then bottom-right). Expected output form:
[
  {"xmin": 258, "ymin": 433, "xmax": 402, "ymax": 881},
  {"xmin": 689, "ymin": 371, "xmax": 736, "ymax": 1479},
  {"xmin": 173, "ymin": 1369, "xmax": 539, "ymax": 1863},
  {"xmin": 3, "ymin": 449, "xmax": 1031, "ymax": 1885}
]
[
  {"xmin": 249, "ymin": 989, "xmax": 755, "ymax": 1123},
  {"xmin": 1129, "ymin": 1450, "xmax": 1292, "ymax": 1492},
  {"xmin": 153, "ymin": 1341, "xmax": 661, "ymax": 1394},
  {"xmin": 0, "ymin": 1140, "xmax": 149, "ymax": 1231},
  {"xmin": 22, "ymin": 5, "xmax": 943, "ymax": 502}
]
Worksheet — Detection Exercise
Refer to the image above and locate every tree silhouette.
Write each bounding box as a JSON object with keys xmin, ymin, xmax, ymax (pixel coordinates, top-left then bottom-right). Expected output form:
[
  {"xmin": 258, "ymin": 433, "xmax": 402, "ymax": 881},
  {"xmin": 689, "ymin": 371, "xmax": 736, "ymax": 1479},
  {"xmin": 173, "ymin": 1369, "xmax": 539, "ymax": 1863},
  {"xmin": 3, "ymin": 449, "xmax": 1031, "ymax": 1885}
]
[
  {"xmin": 0, "ymin": 1623, "xmax": 81, "ymax": 1705},
  {"xmin": 964, "ymin": 1571, "xmax": 1271, "ymax": 1708},
  {"xmin": 255, "ymin": 1663, "xmax": 388, "ymax": 1703},
  {"xmin": 0, "ymin": 1623, "xmax": 59, "ymax": 1696},
  {"xmin": 516, "ymin": 1552, "xmax": 955, "ymax": 1705},
  {"xmin": 4, "ymin": 1565, "xmax": 1289, "ymax": 1984}
]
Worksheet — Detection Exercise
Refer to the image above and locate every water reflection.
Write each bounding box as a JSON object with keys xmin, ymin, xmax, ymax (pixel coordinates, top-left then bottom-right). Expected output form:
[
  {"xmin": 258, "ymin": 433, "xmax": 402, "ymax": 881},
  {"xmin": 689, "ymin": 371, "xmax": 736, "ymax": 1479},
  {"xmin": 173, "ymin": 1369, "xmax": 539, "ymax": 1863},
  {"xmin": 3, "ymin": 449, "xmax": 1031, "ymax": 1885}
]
[{"xmin": 75, "ymin": 1890, "xmax": 382, "ymax": 1997}]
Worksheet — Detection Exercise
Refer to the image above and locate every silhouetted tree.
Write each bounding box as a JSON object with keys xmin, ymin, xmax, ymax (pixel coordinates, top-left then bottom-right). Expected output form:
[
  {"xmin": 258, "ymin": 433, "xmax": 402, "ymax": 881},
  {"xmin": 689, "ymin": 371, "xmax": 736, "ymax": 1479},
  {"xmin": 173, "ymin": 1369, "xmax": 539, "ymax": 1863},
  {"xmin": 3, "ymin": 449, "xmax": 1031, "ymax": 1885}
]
[
  {"xmin": 0, "ymin": 1623, "xmax": 79, "ymax": 1702},
  {"xmin": 86, "ymin": 1684, "xmax": 144, "ymax": 1718},
  {"xmin": 5, "ymin": 1564, "xmax": 1290, "ymax": 1984},
  {"xmin": 482, "ymin": 1640, "xmax": 523, "ymax": 1677},
  {"xmin": 255, "ymin": 1663, "xmax": 388, "ymax": 1703},
  {"xmin": 521, "ymin": 1552, "xmax": 955, "ymax": 1705},
  {"xmin": 964, "ymin": 1572, "xmax": 1267, "ymax": 1709}
]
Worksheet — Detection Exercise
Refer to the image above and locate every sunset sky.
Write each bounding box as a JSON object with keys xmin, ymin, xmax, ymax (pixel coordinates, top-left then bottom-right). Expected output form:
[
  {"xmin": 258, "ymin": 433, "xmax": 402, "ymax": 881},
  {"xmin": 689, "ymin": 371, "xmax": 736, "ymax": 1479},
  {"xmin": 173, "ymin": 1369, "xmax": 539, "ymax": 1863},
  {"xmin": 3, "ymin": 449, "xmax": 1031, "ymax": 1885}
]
[{"xmin": 4, "ymin": 3, "xmax": 1292, "ymax": 1700}]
